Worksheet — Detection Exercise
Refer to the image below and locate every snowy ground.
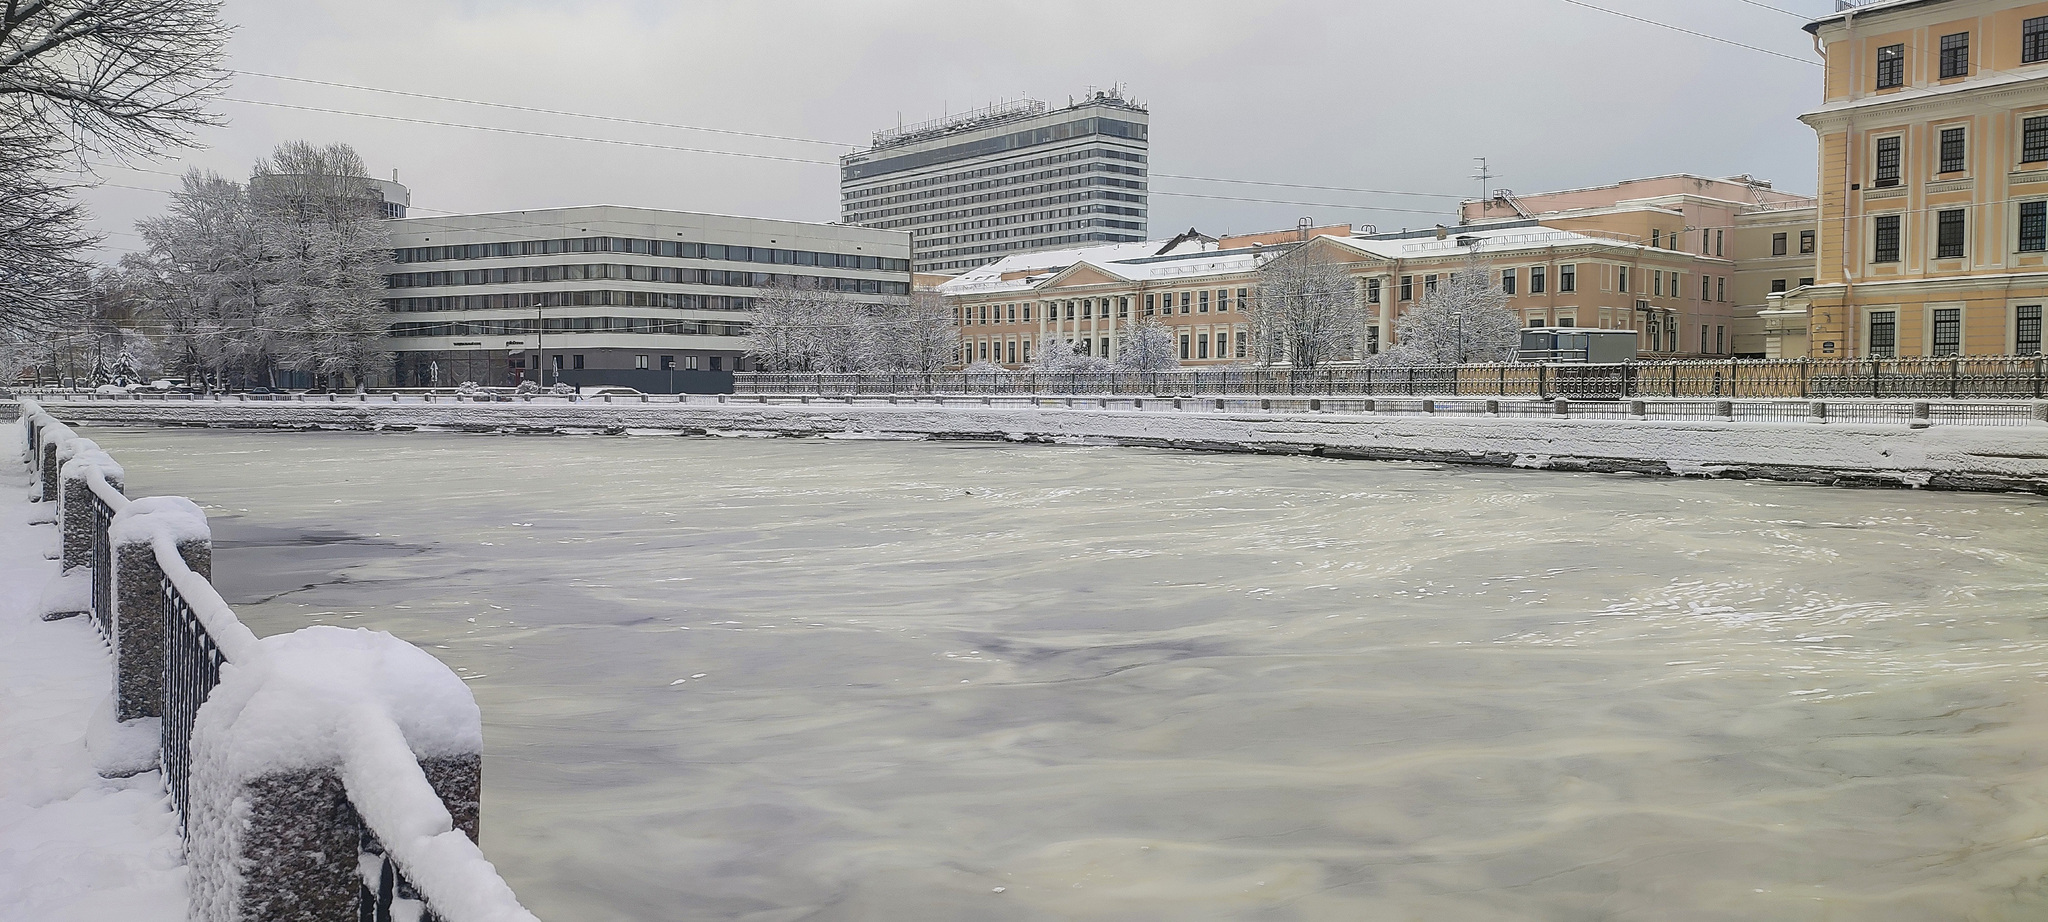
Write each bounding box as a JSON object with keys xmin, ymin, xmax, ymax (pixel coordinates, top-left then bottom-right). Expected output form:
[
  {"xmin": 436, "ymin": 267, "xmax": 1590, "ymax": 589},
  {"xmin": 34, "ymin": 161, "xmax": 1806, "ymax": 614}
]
[{"xmin": 0, "ymin": 460, "xmax": 185, "ymax": 920}]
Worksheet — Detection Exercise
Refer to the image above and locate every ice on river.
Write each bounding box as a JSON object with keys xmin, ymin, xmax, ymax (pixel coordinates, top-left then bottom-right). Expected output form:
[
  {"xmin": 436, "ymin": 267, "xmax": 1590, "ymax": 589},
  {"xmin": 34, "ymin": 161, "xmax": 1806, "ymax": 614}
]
[{"xmin": 85, "ymin": 426, "xmax": 2048, "ymax": 922}]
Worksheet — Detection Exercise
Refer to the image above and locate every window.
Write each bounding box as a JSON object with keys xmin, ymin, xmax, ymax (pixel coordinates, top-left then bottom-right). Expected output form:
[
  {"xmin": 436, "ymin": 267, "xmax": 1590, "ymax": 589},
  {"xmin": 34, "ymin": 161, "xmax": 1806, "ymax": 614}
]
[
  {"xmin": 1065, "ymin": 302, "xmax": 1076, "ymax": 321},
  {"xmin": 1937, "ymin": 209, "xmax": 1966, "ymax": 258},
  {"xmin": 1366, "ymin": 278, "xmax": 1382, "ymax": 303},
  {"xmin": 1237, "ymin": 288, "xmax": 1248, "ymax": 310},
  {"xmin": 1215, "ymin": 290, "xmax": 1227, "ymax": 312},
  {"xmin": 1651, "ymin": 229, "xmax": 1661, "ymax": 248},
  {"xmin": 1940, "ymin": 32, "xmax": 1971, "ymax": 78},
  {"xmin": 1876, "ymin": 43, "xmax": 1904, "ymax": 89},
  {"xmin": 1939, "ymin": 127, "xmax": 1966, "ymax": 173},
  {"xmin": 1666, "ymin": 323, "xmax": 1677, "ymax": 353},
  {"xmin": 1081, "ymin": 301, "xmax": 1092, "ymax": 320},
  {"xmin": 1236, "ymin": 331, "xmax": 1248, "ymax": 359},
  {"xmin": 1424, "ymin": 274, "xmax": 1439, "ymax": 295},
  {"xmin": 1198, "ymin": 291, "xmax": 1210, "ymax": 313},
  {"xmin": 1007, "ymin": 340, "xmax": 1017, "ymax": 364},
  {"xmin": 1772, "ymin": 233, "xmax": 1787, "ymax": 256},
  {"xmin": 1531, "ymin": 266, "xmax": 1547, "ymax": 294},
  {"xmin": 634, "ymin": 354, "xmax": 648, "ymax": 370},
  {"xmin": 1873, "ymin": 214, "xmax": 1902, "ymax": 263},
  {"xmin": 1618, "ymin": 266, "xmax": 1629, "ymax": 293},
  {"xmin": 2026, "ymin": 116, "xmax": 2048, "ymax": 164},
  {"xmin": 1700, "ymin": 325, "xmax": 1710, "ymax": 354},
  {"xmin": 1144, "ymin": 293, "xmax": 1155, "ymax": 315},
  {"xmin": 1179, "ymin": 334, "xmax": 1190, "ymax": 360},
  {"xmin": 1932, "ymin": 307, "xmax": 1962, "ymax": 356},
  {"xmin": 2018, "ymin": 305, "xmax": 2044, "ymax": 355},
  {"xmin": 1557, "ymin": 316, "xmax": 1575, "ymax": 328},
  {"xmin": 1874, "ymin": 136, "xmax": 1901, "ymax": 187},
  {"xmin": 1701, "ymin": 277, "xmax": 1711, "ymax": 301},
  {"xmin": 1715, "ymin": 229, "xmax": 1724, "ymax": 257},
  {"xmin": 1800, "ymin": 277, "xmax": 1814, "ymax": 287},
  {"xmin": 1198, "ymin": 334, "xmax": 1209, "ymax": 359},
  {"xmin": 1799, "ymin": 230, "xmax": 1816, "ymax": 254},
  {"xmin": 1399, "ymin": 275, "xmax": 1413, "ymax": 301},
  {"xmin": 2027, "ymin": 15, "xmax": 2048, "ymax": 63},
  {"xmin": 660, "ymin": 355, "xmax": 674, "ymax": 371},
  {"xmin": 981, "ymin": 340, "xmax": 991, "ymax": 360},
  {"xmin": 1716, "ymin": 326, "xmax": 1726, "ymax": 354},
  {"xmin": 1870, "ymin": 311, "xmax": 1898, "ymax": 357},
  {"xmin": 2023, "ymin": 201, "xmax": 2047, "ymax": 252},
  {"xmin": 1717, "ymin": 277, "xmax": 1725, "ymax": 302},
  {"xmin": 573, "ymin": 354, "xmax": 586, "ymax": 370},
  {"xmin": 1180, "ymin": 292, "xmax": 1191, "ymax": 314},
  {"xmin": 1771, "ymin": 279, "xmax": 1788, "ymax": 294},
  {"xmin": 1501, "ymin": 269, "xmax": 1517, "ymax": 294},
  {"xmin": 1653, "ymin": 270, "xmax": 1663, "ymax": 297},
  {"xmin": 1560, "ymin": 264, "xmax": 1576, "ymax": 293}
]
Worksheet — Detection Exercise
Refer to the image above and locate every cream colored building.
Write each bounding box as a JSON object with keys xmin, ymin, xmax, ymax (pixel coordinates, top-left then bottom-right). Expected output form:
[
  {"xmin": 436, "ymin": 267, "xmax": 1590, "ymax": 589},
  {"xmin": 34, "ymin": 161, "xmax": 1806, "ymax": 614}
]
[
  {"xmin": 939, "ymin": 219, "xmax": 1751, "ymax": 368},
  {"xmin": 1783, "ymin": 0, "xmax": 2048, "ymax": 358},
  {"xmin": 1466, "ymin": 174, "xmax": 1819, "ymax": 358}
]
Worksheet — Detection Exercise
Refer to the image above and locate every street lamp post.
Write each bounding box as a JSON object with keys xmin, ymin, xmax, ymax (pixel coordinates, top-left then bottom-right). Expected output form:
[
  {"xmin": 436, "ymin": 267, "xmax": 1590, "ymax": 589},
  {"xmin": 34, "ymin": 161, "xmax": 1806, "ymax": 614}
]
[
  {"xmin": 533, "ymin": 302, "xmax": 546, "ymax": 386},
  {"xmin": 1453, "ymin": 312, "xmax": 1466, "ymax": 365}
]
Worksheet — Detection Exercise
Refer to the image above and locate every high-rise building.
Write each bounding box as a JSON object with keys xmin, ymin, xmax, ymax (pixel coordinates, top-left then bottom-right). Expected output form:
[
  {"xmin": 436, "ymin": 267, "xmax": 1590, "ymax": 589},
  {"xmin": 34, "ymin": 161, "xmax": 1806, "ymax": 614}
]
[{"xmin": 840, "ymin": 90, "xmax": 1150, "ymax": 276}]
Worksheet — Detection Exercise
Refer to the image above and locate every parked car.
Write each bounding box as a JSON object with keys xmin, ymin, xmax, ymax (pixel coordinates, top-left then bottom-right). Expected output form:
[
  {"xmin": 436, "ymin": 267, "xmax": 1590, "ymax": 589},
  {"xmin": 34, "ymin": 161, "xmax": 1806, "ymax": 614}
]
[
  {"xmin": 585, "ymin": 386, "xmax": 644, "ymax": 397},
  {"xmin": 94, "ymin": 383, "xmax": 129, "ymax": 396}
]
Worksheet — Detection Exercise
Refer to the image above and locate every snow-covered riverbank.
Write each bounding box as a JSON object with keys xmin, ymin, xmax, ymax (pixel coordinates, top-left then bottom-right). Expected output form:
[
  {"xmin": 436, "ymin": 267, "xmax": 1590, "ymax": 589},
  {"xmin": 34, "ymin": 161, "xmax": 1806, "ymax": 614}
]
[
  {"xmin": 27, "ymin": 397, "xmax": 2048, "ymax": 494},
  {"xmin": 0, "ymin": 456, "xmax": 185, "ymax": 920}
]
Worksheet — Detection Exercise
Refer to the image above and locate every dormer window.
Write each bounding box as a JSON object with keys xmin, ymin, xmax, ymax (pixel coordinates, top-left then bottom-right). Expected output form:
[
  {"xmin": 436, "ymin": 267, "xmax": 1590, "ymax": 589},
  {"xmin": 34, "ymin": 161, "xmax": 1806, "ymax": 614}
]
[{"xmin": 1876, "ymin": 44, "xmax": 1904, "ymax": 89}]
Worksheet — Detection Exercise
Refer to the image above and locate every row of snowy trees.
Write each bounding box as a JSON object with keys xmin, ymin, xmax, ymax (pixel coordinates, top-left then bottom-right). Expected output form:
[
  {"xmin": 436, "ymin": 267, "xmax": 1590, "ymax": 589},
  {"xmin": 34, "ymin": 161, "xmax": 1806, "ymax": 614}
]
[
  {"xmin": 746, "ymin": 281, "xmax": 958, "ymax": 374},
  {"xmin": 1246, "ymin": 248, "xmax": 1521, "ymax": 369},
  {"xmin": 118, "ymin": 142, "xmax": 393, "ymax": 390}
]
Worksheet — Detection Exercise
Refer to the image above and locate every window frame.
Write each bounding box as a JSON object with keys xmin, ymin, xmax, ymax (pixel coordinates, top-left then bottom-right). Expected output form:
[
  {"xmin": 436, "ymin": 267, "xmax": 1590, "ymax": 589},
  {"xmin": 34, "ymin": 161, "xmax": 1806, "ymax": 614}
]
[
  {"xmin": 2020, "ymin": 200, "xmax": 2048, "ymax": 252},
  {"xmin": 1874, "ymin": 135, "xmax": 1903, "ymax": 188},
  {"xmin": 1501, "ymin": 268, "xmax": 1517, "ymax": 295},
  {"xmin": 1938, "ymin": 126, "xmax": 1967, "ymax": 174},
  {"xmin": 1935, "ymin": 208, "xmax": 1966, "ymax": 259},
  {"xmin": 1869, "ymin": 310, "xmax": 1898, "ymax": 358},
  {"xmin": 2026, "ymin": 15, "xmax": 2048, "ymax": 64},
  {"xmin": 1772, "ymin": 233, "xmax": 1788, "ymax": 256},
  {"xmin": 1940, "ymin": 32, "xmax": 1971, "ymax": 79},
  {"xmin": 1876, "ymin": 43, "xmax": 1905, "ymax": 89},
  {"xmin": 1559, "ymin": 263, "xmax": 1576, "ymax": 293},
  {"xmin": 1530, "ymin": 266, "xmax": 1546, "ymax": 294},
  {"xmin": 1873, "ymin": 213, "xmax": 1903, "ymax": 263},
  {"xmin": 2017, "ymin": 304, "xmax": 2044, "ymax": 355},
  {"xmin": 1930, "ymin": 306, "xmax": 1962, "ymax": 356},
  {"xmin": 1799, "ymin": 230, "xmax": 1816, "ymax": 255},
  {"xmin": 2024, "ymin": 115, "xmax": 2048, "ymax": 164}
]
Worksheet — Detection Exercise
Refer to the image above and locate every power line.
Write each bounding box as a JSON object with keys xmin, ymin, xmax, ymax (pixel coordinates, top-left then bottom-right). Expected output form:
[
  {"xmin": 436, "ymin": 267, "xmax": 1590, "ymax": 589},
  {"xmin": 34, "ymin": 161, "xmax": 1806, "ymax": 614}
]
[
  {"xmin": 1730, "ymin": 0, "xmax": 1809, "ymax": 20},
  {"xmin": 233, "ymin": 70, "xmax": 863, "ymax": 149},
  {"xmin": 217, "ymin": 97, "xmax": 843, "ymax": 166},
  {"xmin": 1552, "ymin": 0, "xmax": 1821, "ymax": 66}
]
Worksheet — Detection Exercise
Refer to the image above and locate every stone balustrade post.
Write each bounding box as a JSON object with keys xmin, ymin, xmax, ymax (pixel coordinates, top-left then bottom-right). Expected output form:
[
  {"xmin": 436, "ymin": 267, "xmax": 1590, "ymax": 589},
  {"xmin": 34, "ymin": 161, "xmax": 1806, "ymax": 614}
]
[
  {"xmin": 59, "ymin": 443, "xmax": 122, "ymax": 572},
  {"xmin": 40, "ymin": 439, "xmax": 60, "ymax": 502},
  {"xmin": 108, "ymin": 498, "xmax": 212, "ymax": 721}
]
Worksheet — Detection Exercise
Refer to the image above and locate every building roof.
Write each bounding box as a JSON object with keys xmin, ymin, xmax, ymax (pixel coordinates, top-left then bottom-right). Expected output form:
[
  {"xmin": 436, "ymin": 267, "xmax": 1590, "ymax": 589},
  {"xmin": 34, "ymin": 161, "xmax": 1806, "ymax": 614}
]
[
  {"xmin": 1325, "ymin": 224, "xmax": 1653, "ymax": 261},
  {"xmin": 1804, "ymin": 0, "xmax": 1944, "ymax": 34}
]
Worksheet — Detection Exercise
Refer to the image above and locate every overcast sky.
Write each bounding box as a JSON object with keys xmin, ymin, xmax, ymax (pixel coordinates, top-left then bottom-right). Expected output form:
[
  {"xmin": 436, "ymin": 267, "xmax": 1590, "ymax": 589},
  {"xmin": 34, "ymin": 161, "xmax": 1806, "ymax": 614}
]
[{"xmin": 79, "ymin": 0, "xmax": 1843, "ymax": 261}]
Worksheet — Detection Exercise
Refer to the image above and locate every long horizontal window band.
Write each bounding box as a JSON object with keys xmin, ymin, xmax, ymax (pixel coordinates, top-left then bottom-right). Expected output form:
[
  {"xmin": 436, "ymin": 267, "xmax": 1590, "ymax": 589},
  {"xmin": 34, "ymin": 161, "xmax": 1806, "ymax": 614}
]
[
  {"xmin": 842, "ymin": 147, "xmax": 1147, "ymax": 202},
  {"xmin": 388, "ymin": 290, "xmax": 759, "ymax": 313},
  {"xmin": 387, "ymin": 264, "xmax": 909, "ymax": 296},
  {"xmin": 842, "ymin": 116, "xmax": 1148, "ymax": 182},
  {"xmin": 390, "ymin": 317, "xmax": 750, "ymax": 338},
  {"xmin": 394, "ymin": 236, "xmax": 909, "ymax": 272}
]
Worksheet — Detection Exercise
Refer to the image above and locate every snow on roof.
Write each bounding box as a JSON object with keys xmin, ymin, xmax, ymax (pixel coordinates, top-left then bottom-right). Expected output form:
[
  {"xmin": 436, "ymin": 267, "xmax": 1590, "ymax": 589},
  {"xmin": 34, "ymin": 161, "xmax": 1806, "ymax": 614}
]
[
  {"xmin": 937, "ymin": 237, "xmax": 1221, "ymax": 296},
  {"xmin": 1325, "ymin": 225, "xmax": 1647, "ymax": 260}
]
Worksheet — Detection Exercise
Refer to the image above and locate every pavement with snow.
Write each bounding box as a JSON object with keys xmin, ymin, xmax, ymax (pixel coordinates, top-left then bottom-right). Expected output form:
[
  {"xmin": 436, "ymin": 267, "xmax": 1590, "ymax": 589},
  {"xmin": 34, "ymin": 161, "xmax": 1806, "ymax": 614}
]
[{"xmin": 0, "ymin": 456, "xmax": 185, "ymax": 920}]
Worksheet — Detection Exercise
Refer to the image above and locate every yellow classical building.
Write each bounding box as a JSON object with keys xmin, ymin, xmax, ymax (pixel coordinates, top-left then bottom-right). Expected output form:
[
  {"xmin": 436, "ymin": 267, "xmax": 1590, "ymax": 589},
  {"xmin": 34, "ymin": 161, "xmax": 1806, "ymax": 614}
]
[{"xmin": 1785, "ymin": 0, "xmax": 2048, "ymax": 358}]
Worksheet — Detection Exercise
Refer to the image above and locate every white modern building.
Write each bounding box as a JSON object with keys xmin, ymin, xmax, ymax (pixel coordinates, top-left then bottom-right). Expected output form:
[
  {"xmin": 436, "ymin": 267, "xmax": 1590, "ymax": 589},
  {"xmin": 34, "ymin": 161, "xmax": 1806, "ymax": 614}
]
[
  {"xmin": 840, "ymin": 90, "xmax": 1150, "ymax": 275},
  {"xmin": 384, "ymin": 205, "xmax": 910, "ymax": 391}
]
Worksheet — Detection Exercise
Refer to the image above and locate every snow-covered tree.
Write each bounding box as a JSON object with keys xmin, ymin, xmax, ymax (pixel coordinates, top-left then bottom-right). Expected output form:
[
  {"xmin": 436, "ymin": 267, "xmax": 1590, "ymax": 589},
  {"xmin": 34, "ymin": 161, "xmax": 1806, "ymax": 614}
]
[
  {"xmin": 0, "ymin": 0, "xmax": 229, "ymax": 331},
  {"xmin": 746, "ymin": 278, "xmax": 875, "ymax": 373},
  {"xmin": 1383, "ymin": 262, "xmax": 1521, "ymax": 365},
  {"xmin": 1114, "ymin": 319, "xmax": 1179, "ymax": 371},
  {"xmin": 1247, "ymin": 247, "xmax": 1359, "ymax": 369},
  {"xmin": 250, "ymin": 142, "xmax": 391, "ymax": 391},
  {"xmin": 875, "ymin": 288, "xmax": 958, "ymax": 374},
  {"xmin": 128, "ymin": 169, "xmax": 267, "ymax": 386}
]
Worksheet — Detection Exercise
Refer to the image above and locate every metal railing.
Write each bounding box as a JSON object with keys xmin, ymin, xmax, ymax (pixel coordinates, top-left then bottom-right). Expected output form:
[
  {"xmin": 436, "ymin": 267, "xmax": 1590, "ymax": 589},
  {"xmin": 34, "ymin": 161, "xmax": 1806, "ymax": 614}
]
[
  {"xmin": 735, "ymin": 356, "xmax": 2048, "ymax": 401},
  {"xmin": 161, "ymin": 576, "xmax": 223, "ymax": 834},
  {"xmin": 14, "ymin": 398, "xmax": 538, "ymax": 922}
]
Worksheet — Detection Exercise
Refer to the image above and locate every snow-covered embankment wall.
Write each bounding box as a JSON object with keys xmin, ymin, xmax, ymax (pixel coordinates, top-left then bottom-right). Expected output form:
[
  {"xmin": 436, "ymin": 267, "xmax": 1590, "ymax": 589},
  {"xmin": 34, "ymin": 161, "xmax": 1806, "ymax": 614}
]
[{"xmin": 32, "ymin": 397, "xmax": 2048, "ymax": 494}]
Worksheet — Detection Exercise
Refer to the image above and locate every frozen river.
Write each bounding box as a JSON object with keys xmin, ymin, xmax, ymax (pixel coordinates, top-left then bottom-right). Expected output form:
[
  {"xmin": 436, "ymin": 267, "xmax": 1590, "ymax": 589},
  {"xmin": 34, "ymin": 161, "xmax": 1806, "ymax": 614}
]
[{"xmin": 84, "ymin": 427, "xmax": 2048, "ymax": 921}]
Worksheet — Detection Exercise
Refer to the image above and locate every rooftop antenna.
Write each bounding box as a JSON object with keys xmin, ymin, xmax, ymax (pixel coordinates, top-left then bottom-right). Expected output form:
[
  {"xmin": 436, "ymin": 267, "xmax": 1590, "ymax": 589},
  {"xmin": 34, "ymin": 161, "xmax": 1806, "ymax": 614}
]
[{"xmin": 1472, "ymin": 158, "xmax": 1497, "ymax": 214}]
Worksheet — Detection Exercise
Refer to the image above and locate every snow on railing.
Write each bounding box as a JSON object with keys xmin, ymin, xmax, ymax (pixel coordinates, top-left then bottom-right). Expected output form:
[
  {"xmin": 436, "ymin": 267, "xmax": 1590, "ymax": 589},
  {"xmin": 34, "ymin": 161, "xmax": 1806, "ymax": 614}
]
[{"xmin": 11, "ymin": 399, "xmax": 540, "ymax": 922}]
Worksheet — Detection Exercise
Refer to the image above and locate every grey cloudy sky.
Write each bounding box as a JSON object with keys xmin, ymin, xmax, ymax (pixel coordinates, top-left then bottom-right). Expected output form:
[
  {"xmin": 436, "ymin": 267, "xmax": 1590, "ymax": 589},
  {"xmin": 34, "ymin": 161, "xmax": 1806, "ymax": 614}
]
[{"xmin": 80, "ymin": 0, "xmax": 1843, "ymax": 260}]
